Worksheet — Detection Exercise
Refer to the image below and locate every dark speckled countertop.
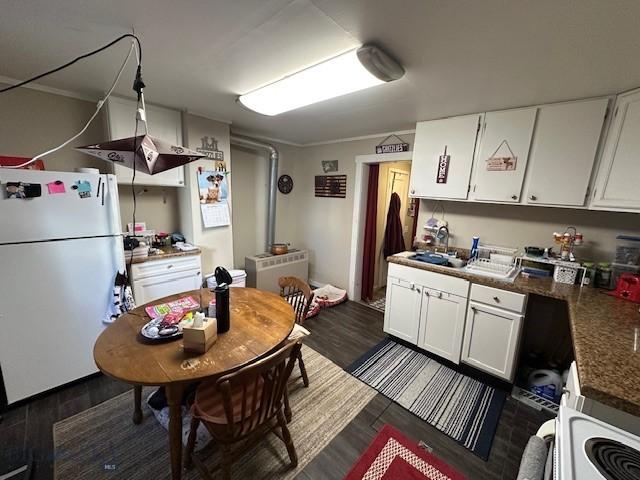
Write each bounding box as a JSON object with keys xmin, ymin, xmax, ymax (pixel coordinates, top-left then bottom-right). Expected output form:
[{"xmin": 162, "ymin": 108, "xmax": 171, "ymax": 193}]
[{"xmin": 388, "ymin": 253, "xmax": 640, "ymax": 417}]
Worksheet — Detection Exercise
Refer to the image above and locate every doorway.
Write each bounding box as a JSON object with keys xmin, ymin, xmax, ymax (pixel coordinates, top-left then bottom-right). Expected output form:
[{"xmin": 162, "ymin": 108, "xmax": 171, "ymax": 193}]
[{"xmin": 359, "ymin": 160, "xmax": 417, "ymax": 312}]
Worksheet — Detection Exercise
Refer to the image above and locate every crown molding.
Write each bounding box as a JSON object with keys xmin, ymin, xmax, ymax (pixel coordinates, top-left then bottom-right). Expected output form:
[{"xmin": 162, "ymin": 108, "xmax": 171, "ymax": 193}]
[
  {"xmin": 229, "ymin": 129, "xmax": 304, "ymax": 147},
  {"xmin": 301, "ymin": 128, "xmax": 416, "ymax": 146},
  {"xmin": 0, "ymin": 75, "xmax": 96, "ymax": 102}
]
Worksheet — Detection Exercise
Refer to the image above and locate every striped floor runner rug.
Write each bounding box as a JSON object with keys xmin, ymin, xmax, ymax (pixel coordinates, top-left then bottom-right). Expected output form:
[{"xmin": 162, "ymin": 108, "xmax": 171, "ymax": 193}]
[{"xmin": 347, "ymin": 338, "xmax": 506, "ymax": 460}]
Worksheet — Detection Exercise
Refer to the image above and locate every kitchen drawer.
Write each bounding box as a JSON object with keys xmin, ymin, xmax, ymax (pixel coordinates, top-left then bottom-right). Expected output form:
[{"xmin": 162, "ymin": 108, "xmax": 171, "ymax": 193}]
[
  {"xmin": 388, "ymin": 262, "xmax": 469, "ymax": 297},
  {"xmin": 130, "ymin": 254, "xmax": 201, "ymax": 280},
  {"xmin": 470, "ymin": 283, "xmax": 526, "ymax": 313}
]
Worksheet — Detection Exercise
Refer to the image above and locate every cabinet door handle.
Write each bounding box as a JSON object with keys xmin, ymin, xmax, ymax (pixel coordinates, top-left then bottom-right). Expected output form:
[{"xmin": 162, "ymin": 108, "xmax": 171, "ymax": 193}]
[
  {"xmin": 167, "ymin": 264, "xmax": 173, "ymax": 269},
  {"xmin": 437, "ymin": 291, "xmax": 443, "ymax": 299},
  {"xmin": 511, "ymin": 195, "xmax": 518, "ymax": 200},
  {"xmin": 424, "ymin": 290, "xmax": 429, "ymax": 296},
  {"xmin": 416, "ymin": 288, "xmax": 421, "ymax": 293},
  {"xmin": 471, "ymin": 306, "xmax": 477, "ymax": 312},
  {"xmin": 529, "ymin": 195, "xmax": 537, "ymax": 201},
  {"xmin": 410, "ymin": 283, "xmax": 415, "ymax": 290},
  {"xmin": 493, "ymin": 296, "xmax": 500, "ymax": 303}
]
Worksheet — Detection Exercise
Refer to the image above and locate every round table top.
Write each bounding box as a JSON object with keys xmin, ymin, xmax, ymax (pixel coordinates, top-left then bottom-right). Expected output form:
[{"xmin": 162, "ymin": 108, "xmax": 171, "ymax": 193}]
[{"xmin": 94, "ymin": 288, "xmax": 295, "ymax": 386}]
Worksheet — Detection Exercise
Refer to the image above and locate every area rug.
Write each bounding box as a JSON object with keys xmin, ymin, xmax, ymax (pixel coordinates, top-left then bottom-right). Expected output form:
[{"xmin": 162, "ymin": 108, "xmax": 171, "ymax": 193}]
[
  {"xmin": 344, "ymin": 424, "xmax": 466, "ymax": 480},
  {"xmin": 347, "ymin": 339, "xmax": 506, "ymax": 460},
  {"xmin": 53, "ymin": 345, "xmax": 376, "ymax": 479}
]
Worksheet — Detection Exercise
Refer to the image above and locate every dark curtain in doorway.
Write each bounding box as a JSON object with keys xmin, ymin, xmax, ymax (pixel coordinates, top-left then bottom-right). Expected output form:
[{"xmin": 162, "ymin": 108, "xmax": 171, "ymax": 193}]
[
  {"xmin": 361, "ymin": 164, "xmax": 379, "ymax": 301},
  {"xmin": 383, "ymin": 192, "xmax": 406, "ymax": 257}
]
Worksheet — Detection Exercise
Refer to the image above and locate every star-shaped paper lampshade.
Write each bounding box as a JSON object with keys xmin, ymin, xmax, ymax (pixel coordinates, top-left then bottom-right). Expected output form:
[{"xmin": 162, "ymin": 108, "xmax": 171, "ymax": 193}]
[{"xmin": 76, "ymin": 135, "xmax": 205, "ymax": 175}]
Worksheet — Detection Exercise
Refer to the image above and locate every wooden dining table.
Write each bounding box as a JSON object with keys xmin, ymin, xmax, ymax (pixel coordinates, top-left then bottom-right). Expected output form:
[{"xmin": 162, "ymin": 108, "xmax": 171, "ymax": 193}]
[{"xmin": 94, "ymin": 287, "xmax": 295, "ymax": 480}]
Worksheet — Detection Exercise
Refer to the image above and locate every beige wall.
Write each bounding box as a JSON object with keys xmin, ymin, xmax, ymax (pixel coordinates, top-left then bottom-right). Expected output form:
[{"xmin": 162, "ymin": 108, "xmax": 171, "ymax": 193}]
[
  {"xmin": 230, "ymin": 141, "xmax": 301, "ymax": 268},
  {"xmin": 417, "ymin": 200, "xmax": 640, "ymax": 262},
  {"xmin": 179, "ymin": 113, "xmax": 233, "ymax": 275},
  {"xmin": 0, "ymin": 86, "xmax": 180, "ymax": 233},
  {"xmin": 280, "ymin": 135, "xmax": 414, "ymax": 288}
]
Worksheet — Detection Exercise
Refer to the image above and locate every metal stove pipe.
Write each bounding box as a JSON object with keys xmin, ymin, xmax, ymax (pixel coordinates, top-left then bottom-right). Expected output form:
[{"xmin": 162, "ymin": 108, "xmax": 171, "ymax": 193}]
[{"xmin": 230, "ymin": 134, "xmax": 278, "ymax": 251}]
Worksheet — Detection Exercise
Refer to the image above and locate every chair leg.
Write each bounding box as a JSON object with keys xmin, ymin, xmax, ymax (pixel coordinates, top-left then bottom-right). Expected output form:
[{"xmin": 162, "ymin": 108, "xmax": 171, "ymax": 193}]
[
  {"xmin": 277, "ymin": 409, "xmax": 298, "ymax": 468},
  {"xmin": 298, "ymin": 351, "xmax": 309, "ymax": 388},
  {"xmin": 284, "ymin": 387, "xmax": 292, "ymax": 423},
  {"xmin": 221, "ymin": 443, "xmax": 233, "ymax": 480},
  {"xmin": 132, "ymin": 385, "xmax": 143, "ymax": 425},
  {"xmin": 184, "ymin": 416, "xmax": 200, "ymax": 470}
]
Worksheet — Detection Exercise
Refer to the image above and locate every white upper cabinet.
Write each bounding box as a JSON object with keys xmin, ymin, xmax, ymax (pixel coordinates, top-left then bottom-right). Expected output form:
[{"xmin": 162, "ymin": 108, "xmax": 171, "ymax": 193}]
[
  {"xmin": 470, "ymin": 108, "xmax": 537, "ymax": 203},
  {"xmin": 523, "ymin": 98, "xmax": 609, "ymax": 207},
  {"xmin": 591, "ymin": 89, "xmax": 640, "ymax": 212},
  {"xmin": 106, "ymin": 96, "xmax": 185, "ymax": 187},
  {"xmin": 410, "ymin": 114, "xmax": 482, "ymax": 200}
]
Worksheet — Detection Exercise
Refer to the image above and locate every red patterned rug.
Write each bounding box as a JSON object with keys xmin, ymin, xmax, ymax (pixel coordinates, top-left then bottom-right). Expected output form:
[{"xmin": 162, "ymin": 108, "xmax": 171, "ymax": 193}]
[{"xmin": 344, "ymin": 425, "xmax": 466, "ymax": 480}]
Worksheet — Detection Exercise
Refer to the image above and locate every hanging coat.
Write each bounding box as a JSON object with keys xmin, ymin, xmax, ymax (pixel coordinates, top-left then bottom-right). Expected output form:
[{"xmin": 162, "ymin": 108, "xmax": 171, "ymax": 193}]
[{"xmin": 383, "ymin": 192, "xmax": 406, "ymax": 257}]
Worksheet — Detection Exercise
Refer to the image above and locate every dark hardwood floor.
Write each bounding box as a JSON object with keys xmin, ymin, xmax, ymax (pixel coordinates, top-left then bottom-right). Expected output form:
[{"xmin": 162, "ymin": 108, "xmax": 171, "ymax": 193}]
[{"xmin": 1, "ymin": 300, "xmax": 551, "ymax": 480}]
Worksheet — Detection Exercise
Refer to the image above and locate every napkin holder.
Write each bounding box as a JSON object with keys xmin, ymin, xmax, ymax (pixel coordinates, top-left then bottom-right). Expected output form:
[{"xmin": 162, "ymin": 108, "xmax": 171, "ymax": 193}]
[{"xmin": 183, "ymin": 317, "xmax": 217, "ymax": 354}]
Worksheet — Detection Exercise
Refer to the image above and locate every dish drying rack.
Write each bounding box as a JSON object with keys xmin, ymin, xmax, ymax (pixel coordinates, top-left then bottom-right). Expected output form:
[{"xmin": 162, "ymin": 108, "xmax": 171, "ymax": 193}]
[{"xmin": 465, "ymin": 244, "xmax": 521, "ymax": 281}]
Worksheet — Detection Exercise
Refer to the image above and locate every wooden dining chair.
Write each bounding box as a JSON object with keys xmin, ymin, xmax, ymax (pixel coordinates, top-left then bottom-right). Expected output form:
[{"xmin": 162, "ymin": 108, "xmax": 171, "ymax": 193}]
[
  {"xmin": 184, "ymin": 341, "xmax": 302, "ymax": 480},
  {"xmin": 278, "ymin": 276, "xmax": 313, "ymax": 389}
]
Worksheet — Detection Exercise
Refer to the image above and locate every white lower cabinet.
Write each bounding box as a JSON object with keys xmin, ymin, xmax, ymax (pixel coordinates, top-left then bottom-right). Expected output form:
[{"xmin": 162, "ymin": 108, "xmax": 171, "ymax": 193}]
[
  {"xmin": 384, "ymin": 263, "xmax": 469, "ymax": 364},
  {"xmin": 461, "ymin": 301, "xmax": 523, "ymax": 381},
  {"xmin": 384, "ymin": 276, "xmax": 422, "ymax": 343},
  {"xmin": 130, "ymin": 254, "xmax": 202, "ymax": 305},
  {"xmin": 417, "ymin": 288, "xmax": 467, "ymax": 364}
]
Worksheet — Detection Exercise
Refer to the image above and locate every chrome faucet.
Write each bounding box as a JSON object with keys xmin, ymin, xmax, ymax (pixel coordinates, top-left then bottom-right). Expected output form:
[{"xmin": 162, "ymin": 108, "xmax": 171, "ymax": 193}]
[{"xmin": 435, "ymin": 225, "xmax": 449, "ymax": 254}]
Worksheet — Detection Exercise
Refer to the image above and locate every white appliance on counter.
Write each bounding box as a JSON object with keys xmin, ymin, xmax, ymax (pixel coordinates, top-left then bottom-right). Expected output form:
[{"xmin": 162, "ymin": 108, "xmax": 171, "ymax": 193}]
[
  {"xmin": 245, "ymin": 249, "xmax": 309, "ymax": 293},
  {"xmin": 0, "ymin": 168, "xmax": 125, "ymax": 405},
  {"xmin": 555, "ymin": 405, "xmax": 640, "ymax": 479}
]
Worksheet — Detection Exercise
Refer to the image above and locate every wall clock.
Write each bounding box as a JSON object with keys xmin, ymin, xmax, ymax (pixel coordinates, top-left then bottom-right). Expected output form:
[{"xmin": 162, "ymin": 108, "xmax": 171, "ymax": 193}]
[{"xmin": 278, "ymin": 174, "xmax": 294, "ymax": 194}]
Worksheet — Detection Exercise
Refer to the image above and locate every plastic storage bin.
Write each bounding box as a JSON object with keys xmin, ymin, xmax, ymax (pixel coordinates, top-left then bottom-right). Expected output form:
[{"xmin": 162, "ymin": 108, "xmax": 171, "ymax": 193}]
[
  {"xmin": 553, "ymin": 264, "xmax": 579, "ymax": 284},
  {"xmin": 206, "ymin": 269, "xmax": 247, "ymax": 288},
  {"xmin": 615, "ymin": 235, "xmax": 640, "ymax": 265}
]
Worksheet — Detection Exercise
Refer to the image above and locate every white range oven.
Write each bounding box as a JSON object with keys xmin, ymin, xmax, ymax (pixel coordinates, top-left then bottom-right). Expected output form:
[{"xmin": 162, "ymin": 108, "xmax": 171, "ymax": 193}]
[{"xmin": 539, "ymin": 405, "xmax": 640, "ymax": 479}]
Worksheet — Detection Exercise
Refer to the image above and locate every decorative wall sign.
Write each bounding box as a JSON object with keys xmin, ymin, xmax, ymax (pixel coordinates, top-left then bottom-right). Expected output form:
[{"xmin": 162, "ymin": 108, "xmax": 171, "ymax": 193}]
[
  {"xmin": 315, "ymin": 175, "xmax": 347, "ymax": 198},
  {"xmin": 196, "ymin": 136, "xmax": 224, "ymax": 161},
  {"xmin": 376, "ymin": 134, "xmax": 410, "ymax": 154},
  {"xmin": 436, "ymin": 146, "xmax": 450, "ymax": 184},
  {"xmin": 278, "ymin": 174, "xmax": 294, "ymax": 194},
  {"xmin": 485, "ymin": 140, "xmax": 517, "ymax": 171},
  {"xmin": 321, "ymin": 160, "xmax": 339, "ymax": 173}
]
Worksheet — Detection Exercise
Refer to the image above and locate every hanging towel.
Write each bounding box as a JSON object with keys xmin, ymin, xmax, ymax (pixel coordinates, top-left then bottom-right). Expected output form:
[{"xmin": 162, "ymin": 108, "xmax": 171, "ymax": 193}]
[{"xmin": 383, "ymin": 192, "xmax": 406, "ymax": 257}]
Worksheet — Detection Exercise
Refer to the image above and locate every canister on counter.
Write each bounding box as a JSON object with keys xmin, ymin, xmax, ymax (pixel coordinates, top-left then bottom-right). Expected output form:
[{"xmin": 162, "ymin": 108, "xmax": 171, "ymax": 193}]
[
  {"xmin": 582, "ymin": 261, "xmax": 596, "ymax": 286},
  {"xmin": 595, "ymin": 262, "xmax": 613, "ymax": 289}
]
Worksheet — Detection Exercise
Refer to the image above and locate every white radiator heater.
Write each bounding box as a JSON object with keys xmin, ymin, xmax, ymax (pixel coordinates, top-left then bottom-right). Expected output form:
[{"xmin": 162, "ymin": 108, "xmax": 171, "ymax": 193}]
[{"xmin": 245, "ymin": 249, "xmax": 309, "ymax": 293}]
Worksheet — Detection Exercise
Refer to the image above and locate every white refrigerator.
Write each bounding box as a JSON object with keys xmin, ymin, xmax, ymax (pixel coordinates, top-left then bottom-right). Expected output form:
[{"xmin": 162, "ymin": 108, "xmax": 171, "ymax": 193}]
[{"xmin": 0, "ymin": 168, "xmax": 125, "ymax": 405}]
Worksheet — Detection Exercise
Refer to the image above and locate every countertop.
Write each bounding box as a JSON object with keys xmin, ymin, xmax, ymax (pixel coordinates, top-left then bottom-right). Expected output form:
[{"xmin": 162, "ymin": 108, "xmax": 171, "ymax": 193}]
[
  {"xmin": 388, "ymin": 253, "xmax": 640, "ymax": 416},
  {"xmin": 129, "ymin": 247, "xmax": 201, "ymax": 264}
]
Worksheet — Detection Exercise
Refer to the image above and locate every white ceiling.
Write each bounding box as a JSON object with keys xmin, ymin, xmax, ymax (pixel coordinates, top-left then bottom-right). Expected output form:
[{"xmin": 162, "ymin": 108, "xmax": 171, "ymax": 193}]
[{"xmin": 2, "ymin": 0, "xmax": 640, "ymax": 144}]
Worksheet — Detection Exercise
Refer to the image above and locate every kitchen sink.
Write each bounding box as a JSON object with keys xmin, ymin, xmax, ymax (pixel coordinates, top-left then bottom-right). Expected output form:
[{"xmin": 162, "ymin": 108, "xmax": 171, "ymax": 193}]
[{"xmin": 408, "ymin": 252, "xmax": 467, "ymax": 269}]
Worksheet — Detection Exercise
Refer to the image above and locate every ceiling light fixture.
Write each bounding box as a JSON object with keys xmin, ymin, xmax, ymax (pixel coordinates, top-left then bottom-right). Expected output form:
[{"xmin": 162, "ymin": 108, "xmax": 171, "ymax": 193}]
[{"xmin": 238, "ymin": 44, "xmax": 404, "ymax": 116}]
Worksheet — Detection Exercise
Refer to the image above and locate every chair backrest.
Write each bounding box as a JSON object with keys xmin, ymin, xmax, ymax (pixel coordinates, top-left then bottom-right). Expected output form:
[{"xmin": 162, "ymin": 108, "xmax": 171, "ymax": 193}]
[
  {"xmin": 278, "ymin": 276, "xmax": 314, "ymax": 324},
  {"xmin": 207, "ymin": 341, "xmax": 301, "ymax": 441}
]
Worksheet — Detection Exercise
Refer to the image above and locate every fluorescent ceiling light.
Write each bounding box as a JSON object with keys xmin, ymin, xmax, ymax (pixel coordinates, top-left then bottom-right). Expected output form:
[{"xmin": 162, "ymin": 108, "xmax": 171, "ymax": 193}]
[{"xmin": 238, "ymin": 44, "xmax": 404, "ymax": 116}]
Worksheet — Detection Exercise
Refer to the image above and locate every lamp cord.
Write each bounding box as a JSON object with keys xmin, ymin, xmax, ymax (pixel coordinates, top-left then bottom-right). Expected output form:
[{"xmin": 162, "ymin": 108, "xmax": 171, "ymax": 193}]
[
  {"xmin": 0, "ymin": 34, "xmax": 142, "ymax": 94},
  {"xmin": 0, "ymin": 41, "xmax": 137, "ymax": 169}
]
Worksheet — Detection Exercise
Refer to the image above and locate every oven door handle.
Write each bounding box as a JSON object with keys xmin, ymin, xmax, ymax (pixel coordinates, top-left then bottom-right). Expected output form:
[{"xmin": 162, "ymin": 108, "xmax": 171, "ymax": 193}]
[{"xmin": 536, "ymin": 419, "xmax": 556, "ymax": 441}]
